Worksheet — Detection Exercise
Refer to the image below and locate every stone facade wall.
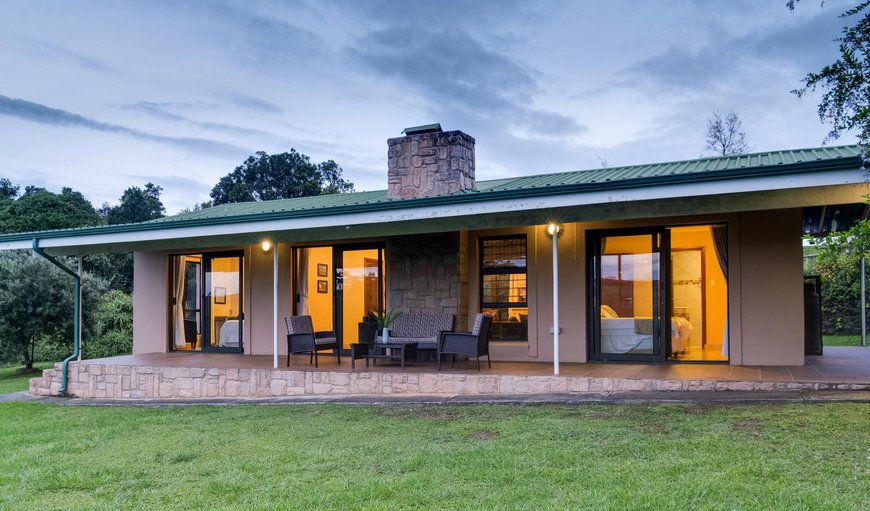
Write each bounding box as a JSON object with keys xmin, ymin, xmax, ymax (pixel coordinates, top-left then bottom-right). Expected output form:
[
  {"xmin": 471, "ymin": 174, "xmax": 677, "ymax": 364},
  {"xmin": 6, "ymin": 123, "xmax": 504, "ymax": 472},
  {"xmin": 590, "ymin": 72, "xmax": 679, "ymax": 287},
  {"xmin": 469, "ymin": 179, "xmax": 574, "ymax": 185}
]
[
  {"xmin": 387, "ymin": 232, "xmax": 469, "ymax": 329},
  {"xmin": 387, "ymin": 130, "xmax": 475, "ymax": 199},
  {"xmin": 29, "ymin": 362, "xmax": 865, "ymax": 399}
]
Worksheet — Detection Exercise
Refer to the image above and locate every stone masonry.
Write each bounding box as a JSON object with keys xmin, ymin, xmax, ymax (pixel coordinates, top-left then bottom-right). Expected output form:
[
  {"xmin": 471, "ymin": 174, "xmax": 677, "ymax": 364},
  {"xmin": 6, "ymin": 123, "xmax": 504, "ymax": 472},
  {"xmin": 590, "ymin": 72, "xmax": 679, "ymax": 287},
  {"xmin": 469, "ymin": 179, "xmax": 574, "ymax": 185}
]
[
  {"xmin": 387, "ymin": 129, "xmax": 476, "ymax": 199},
  {"xmin": 29, "ymin": 362, "xmax": 869, "ymax": 399},
  {"xmin": 387, "ymin": 232, "xmax": 469, "ymax": 329}
]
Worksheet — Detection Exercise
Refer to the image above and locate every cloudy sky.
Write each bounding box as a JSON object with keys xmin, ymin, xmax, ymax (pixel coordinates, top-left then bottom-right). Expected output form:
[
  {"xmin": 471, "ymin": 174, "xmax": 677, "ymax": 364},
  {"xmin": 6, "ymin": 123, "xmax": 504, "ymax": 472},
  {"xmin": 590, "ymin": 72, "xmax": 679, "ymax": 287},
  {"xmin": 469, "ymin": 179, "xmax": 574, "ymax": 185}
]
[{"xmin": 0, "ymin": 0, "xmax": 859, "ymax": 213}]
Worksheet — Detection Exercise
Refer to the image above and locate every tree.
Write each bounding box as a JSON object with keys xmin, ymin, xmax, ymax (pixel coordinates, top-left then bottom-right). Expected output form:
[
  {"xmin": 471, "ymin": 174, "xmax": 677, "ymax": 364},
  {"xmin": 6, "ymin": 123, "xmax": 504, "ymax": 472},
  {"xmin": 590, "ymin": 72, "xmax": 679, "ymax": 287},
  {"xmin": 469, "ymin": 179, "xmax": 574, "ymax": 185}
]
[
  {"xmin": 705, "ymin": 110, "xmax": 752, "ymax": 156},
  {"xmin": 101, "ymin": 183, "xmax": 165, "ymax": 225},
  {"xmin": 0, "ymin": 186, "xmax": 102, "ymax": 234},
  {"xmin": 791, "ymin": 1, "xmax": 870, "ymax": 145},
  {"xmin": 210, "ymin": 150, "xmax": 354, "ymax": 205},
  {"xmin": 0, "ymin": 178, "xmax": 18, "ymax": 201},
  {"xmin": 0, "ymin": 252, "xmax": 103, "ymax": 369}
]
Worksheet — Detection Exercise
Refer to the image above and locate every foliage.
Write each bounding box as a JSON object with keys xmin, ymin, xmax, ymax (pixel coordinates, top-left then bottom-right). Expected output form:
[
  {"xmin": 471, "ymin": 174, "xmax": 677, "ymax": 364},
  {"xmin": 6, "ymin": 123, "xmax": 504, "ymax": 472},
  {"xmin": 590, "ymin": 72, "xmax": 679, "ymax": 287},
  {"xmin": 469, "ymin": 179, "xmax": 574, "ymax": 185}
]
[
  {"xmin": 0, "ymin": 403, "xmax": 868, "ymax": 509},
  {"xmin": 0, "ymin": 186, "xmax": 102, "ymax": 234},
  {"xmin": 0, "ymin": 178, "xmax": 18, "ymax": 201},
  {"xmin": 705, "ymin": 110, "xmax": 751, "ymax": 156},
  {"xmin": 210, "ymin": 149, "xmax": 354, "ymax": 205},
  {"xmin": 791, "ymin": 1, "xmax": 870, "ymax": 145},
  {"xmin": 85, "ymin": 289, "xmax": 133, "ymax": 359},
  {"xmin": 805, "ymin": 220, "xmax": 870, "ymax": 334},
  {"xmin": 100, "ymin": 182, "xmax": 165, "ymax": 225},
  {"xmin": 370, "ymin": 309, "xmax": 401, "ymax": 329}
]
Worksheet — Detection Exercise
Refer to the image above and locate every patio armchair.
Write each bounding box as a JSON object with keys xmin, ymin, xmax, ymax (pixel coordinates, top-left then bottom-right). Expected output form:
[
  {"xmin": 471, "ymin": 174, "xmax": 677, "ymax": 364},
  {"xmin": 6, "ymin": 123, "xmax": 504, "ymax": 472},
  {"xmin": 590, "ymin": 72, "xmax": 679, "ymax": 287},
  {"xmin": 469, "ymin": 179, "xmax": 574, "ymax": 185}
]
[
  {"xmin": 285, "ymin": 315, "xmax": 341, "ymax": 368},
  {"xmin": 437, "ymin": 313, "xmax": 493, "ymax": 371}
]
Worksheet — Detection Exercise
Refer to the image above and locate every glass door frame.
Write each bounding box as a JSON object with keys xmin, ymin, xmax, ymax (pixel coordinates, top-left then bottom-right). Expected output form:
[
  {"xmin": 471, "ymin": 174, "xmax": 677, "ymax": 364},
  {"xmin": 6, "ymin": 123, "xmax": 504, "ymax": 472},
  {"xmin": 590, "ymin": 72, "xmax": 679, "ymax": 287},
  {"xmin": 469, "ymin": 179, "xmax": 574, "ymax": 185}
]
[
  {"xmin": 292, "ymin": 242, "xmax": 385, "ymax": 352},
  {"xmin": 201, "ymin": 250, "xmax": 245, "ymax": 354},
  {"xmin": 586, "ymin": 227, "xmax": 670, "ymax": 363}
]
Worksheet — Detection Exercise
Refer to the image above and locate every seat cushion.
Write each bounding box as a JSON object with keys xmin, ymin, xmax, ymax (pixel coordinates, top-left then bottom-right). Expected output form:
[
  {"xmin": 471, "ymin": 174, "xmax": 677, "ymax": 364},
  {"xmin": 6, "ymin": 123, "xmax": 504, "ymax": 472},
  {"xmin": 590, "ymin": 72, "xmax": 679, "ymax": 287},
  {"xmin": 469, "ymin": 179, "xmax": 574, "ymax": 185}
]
[
  {"xmin": 375, "ymin": 335, "xmax": 436, "ymax": 349},
  {"xmin": 315, "ymin": 337, "xmax": 337, "ymax": 345}
]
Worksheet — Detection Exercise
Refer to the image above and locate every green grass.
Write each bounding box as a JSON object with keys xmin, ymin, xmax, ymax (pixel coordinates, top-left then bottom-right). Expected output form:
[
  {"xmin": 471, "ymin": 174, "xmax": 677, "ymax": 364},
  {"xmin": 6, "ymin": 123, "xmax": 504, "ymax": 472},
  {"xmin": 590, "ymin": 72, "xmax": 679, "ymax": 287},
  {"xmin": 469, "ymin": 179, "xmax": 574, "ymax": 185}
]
[
  {"xmin": 824, "ymin": 335, "xmax": 864, "ymax": 346},
  {"xmin": 0, "ymin": 363, "xmax": 52, "ymax": 395},
  {"xmin": 0, "ymin": 403, "xmax": 867, "ymax": 510}
]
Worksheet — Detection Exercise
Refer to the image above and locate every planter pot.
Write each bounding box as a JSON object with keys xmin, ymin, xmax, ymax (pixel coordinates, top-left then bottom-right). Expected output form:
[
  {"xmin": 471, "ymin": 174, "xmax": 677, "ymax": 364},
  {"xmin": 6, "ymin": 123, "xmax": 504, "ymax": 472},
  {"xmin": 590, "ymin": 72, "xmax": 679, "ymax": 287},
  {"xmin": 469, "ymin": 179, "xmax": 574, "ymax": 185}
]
[{"xmin": 382, "ymin": 327, "xmax": 389, "ymax": 343}]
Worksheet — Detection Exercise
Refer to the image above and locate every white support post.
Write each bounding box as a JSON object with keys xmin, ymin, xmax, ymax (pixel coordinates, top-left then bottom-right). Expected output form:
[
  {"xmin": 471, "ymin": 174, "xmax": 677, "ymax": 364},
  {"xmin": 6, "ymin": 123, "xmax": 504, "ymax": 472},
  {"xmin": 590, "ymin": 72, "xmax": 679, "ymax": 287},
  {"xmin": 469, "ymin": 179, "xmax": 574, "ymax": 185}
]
[
  {"xmin": 77, "ymin": 255, "xmax": 83, "ymax": 361},
  {"xmin": 552, "ymin": 230, "xmax": 560, "ymax": 375},
  {"xmin": 273, "ymin": 245, "xmax": 279, "ymax": 368}
]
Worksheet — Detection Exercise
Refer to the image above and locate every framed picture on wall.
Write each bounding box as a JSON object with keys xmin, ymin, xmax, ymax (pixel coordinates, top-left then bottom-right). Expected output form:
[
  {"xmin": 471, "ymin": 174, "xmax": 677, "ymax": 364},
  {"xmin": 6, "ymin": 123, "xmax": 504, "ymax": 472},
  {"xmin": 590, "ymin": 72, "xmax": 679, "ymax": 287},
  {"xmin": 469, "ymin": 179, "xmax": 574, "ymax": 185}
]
[
  {"xmin": 317, "ymin": 280, "xmax": 328, "ymax": 293},
  {"xmin": 214, "ymin": 287, "xmax": 227, "ymax": 304},
  {"xmin": 317, "ymin": 263, "xmax": 328, "ymax": 277}
]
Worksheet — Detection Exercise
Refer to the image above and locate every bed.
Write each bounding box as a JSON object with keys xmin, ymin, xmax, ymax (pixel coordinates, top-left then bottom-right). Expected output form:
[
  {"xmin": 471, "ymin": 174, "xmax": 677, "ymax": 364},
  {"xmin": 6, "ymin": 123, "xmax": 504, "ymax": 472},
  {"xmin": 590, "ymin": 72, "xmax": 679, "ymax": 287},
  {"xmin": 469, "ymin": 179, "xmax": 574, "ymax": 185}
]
[
  {"xmin": 599, "ymin": 308, "xmax": 693, "ymax": 355},
  {"xmin": 219, "ymin": 320, "xmax": 241, "ymax": 348}
]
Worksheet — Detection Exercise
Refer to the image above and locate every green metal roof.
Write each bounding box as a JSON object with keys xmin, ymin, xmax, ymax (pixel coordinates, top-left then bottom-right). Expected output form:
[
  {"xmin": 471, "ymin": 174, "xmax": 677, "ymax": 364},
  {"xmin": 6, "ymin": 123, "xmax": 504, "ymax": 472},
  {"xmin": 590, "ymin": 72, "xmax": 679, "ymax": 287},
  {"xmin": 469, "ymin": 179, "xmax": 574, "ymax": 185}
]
[{"xmin": 2, "ymin": 144, "xmax": 863, "ymax": 242}]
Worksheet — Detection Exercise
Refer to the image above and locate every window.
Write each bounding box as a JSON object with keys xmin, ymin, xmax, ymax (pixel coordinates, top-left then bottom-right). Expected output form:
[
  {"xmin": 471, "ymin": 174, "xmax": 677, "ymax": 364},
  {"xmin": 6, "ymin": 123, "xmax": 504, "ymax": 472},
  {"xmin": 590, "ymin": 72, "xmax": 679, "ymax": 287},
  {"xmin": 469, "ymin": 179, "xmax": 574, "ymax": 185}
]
[{"xmin": 480, "ymin": 236, "xmax": 528, "ymax": 341}]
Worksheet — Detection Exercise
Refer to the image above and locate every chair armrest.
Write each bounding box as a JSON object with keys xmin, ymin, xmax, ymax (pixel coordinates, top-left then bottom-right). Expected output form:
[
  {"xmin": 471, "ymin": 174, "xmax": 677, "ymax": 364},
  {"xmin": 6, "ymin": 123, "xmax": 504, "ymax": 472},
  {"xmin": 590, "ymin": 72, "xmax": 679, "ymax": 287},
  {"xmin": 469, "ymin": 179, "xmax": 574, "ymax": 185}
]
[{"xmin": 314, "ymin": 330, "xmax": 336, "ymax": 339}]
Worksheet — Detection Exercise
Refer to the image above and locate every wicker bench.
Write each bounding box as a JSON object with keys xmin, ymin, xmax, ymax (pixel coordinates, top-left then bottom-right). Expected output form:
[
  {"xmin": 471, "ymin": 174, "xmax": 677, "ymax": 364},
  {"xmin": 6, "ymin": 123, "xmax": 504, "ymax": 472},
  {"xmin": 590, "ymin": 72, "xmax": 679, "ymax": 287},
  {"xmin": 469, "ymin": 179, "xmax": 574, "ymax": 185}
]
[{"xmin": 376, "ymin": 313, "xmax": 455, "ymax": 351}]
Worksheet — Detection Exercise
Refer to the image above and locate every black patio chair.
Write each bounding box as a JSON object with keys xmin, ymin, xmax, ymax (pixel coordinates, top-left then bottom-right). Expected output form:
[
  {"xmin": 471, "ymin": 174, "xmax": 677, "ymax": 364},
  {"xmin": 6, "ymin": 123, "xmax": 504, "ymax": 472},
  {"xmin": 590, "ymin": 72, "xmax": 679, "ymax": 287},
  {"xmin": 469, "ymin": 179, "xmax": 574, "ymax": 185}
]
[
  {"xmin": 285, "ymin": 315, "xmax": 341, "ymax": 367},
  {"xmin": 437, "ymin": 313, "xmax": 493, "ymax": 371}
]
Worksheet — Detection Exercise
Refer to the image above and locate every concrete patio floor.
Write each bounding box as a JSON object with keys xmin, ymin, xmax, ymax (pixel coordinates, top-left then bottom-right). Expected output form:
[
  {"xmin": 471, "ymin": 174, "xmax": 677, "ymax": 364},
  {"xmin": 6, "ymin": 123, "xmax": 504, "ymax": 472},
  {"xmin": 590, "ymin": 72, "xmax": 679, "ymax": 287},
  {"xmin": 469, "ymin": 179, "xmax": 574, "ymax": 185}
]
[{"xmin": 75, "ymin": 345, "xmax": 870, "ymax": 384}]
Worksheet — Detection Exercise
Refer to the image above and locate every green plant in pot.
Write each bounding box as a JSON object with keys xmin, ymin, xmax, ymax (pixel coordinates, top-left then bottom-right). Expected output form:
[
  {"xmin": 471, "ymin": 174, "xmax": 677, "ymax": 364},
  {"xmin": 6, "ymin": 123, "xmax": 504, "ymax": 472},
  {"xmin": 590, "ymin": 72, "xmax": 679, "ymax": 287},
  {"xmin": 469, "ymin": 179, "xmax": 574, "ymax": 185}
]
[{"xmin": 371, "ymin": 309, "xmax": 400, "ymax": 343}]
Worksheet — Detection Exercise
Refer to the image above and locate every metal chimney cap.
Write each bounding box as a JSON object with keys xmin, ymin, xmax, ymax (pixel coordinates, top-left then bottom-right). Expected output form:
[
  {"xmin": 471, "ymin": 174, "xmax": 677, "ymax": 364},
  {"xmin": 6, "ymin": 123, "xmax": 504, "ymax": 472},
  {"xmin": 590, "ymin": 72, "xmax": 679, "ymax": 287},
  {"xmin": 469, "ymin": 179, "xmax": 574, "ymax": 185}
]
[{"xmin": 402, "ymin": 123, "xmax": 442, "ymax": 135}]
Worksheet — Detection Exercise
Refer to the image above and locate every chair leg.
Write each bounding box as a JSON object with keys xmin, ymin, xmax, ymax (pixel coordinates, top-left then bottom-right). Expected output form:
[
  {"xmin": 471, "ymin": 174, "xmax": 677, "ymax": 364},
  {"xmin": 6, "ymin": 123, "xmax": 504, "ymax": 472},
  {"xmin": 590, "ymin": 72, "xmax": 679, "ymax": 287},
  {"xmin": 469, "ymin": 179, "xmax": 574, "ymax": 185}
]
[
  {"xmin": 451, "ymin": 354, "xmax": 455, "ymax": 368},
  {"xmin": 487, "ymin": 352, "xmax": 492, "ymax": 369},
  {"xmin": 287, "ymin": 351, "xmax": 290, "ymax": 367},
  {"xmin": 437, "ymin": 352, "xmax": 442, "ymax": 371},
  {"xmin": 336, "ymin": 347, "xmax": 341, "ymax": 365},
  {"xmin": 314, "ymin": 351, "xmax": 319, "ymax": 368},
  {"xmin": 309, "ymin": 352, "xmax": 313, "ymax": 364},
  {"xmin": 477, "ymin": 356, "xmax": 480, "ymax": 372}
]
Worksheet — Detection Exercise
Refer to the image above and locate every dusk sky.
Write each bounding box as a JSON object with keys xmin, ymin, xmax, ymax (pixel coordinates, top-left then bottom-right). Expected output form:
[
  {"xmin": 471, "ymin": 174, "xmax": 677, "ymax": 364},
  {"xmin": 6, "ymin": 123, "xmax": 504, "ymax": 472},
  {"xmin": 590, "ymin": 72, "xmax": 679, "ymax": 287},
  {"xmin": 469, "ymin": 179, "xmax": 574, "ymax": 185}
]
[{"xmin": 0, "ymin": 0, "xmax": 859, "ymax": 213}]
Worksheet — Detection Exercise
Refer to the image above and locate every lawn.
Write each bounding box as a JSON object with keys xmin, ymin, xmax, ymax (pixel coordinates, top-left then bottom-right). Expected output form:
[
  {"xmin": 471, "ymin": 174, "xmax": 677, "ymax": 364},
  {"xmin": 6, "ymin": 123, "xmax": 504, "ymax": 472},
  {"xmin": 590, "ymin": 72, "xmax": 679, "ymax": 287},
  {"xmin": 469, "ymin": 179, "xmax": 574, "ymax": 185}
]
[
  {"xmin": 0, "ymin": 402, "xmax": 867, "ymax": 510},
  {"xmin": 824, "ymin": 335, "xmax": 865, "ymax": 346},
  {"xmin": 0, "ymin": 363, "xmax": 52, "ymax": 395}
]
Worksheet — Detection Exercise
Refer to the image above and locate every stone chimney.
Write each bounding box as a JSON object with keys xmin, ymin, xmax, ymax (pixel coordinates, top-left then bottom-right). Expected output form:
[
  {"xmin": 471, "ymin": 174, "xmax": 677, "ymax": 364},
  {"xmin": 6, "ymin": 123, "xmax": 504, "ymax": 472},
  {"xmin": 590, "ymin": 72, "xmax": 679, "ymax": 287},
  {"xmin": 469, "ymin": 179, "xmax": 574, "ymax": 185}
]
[{"xmin": 387, "ymin": 123, "xmax": 476, "ymax": 199}]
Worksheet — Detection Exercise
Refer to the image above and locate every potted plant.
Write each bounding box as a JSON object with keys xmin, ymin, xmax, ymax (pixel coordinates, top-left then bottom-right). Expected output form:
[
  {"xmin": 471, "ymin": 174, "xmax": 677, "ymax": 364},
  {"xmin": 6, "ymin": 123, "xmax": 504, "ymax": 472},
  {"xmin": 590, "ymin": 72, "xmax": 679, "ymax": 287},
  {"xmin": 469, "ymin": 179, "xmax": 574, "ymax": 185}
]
[{"xmin": 371, "ymin": 309, "xmax": 400, "ymax": 343}]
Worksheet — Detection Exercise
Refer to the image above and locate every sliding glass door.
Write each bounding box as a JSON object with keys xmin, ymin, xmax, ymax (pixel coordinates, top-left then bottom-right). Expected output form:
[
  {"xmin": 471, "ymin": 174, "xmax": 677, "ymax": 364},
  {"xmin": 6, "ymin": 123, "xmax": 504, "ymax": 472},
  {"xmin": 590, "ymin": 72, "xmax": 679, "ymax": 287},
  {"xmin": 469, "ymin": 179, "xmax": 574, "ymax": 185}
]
[
  {"xmin": 294, "ymin": 244, "xmax": 385, "ymax": 351},
  {"xmin": 589, "ymin": 229, "xmax": 667, "ymax": 362},
  {"xmin": 170, "ymin": 251, "xmax": 244, "ymax": 353},
  {"xmin": 589, "ymin": 225, "xmax": 729, "ymax": 363},
  {"xmin": 202, "ymin": 252, "xmax": 244, "ymax": 353}
]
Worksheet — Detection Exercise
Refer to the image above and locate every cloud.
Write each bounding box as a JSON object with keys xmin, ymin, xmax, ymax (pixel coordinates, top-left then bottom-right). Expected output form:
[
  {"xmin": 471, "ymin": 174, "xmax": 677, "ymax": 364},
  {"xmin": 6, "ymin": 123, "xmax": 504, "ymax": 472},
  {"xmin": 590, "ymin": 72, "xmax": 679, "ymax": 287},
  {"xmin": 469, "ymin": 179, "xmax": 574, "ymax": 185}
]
[
  {"xmin": 626, "ymin": 8, "xmax": 844, "ymax": 94},
  {"xmin": 2, "ymin": 33, "xmax": 112, "ymax": 73},
  {"xmin": 0, "ymin": 94, "xmax": 249, "ymax": 158},
  {"xmin": 350, "ymin": 27, "xmax": 585, "ymax": 138},
  {"xmin": 226, "ymin": 93, "xmax": 284, "ymax": 114}
]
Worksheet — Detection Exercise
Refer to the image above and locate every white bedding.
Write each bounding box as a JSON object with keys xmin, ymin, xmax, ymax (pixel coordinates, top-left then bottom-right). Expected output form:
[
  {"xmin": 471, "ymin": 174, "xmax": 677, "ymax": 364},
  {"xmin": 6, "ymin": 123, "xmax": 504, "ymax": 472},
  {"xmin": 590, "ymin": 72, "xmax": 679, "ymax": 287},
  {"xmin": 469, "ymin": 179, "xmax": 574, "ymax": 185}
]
[
  {"xmin": 219, "ymin": 320, "xmax": 240, "ymax": 347},
  {"xmin": 600, "ymin": 317, "xmax": 693, "ymax": 355}
]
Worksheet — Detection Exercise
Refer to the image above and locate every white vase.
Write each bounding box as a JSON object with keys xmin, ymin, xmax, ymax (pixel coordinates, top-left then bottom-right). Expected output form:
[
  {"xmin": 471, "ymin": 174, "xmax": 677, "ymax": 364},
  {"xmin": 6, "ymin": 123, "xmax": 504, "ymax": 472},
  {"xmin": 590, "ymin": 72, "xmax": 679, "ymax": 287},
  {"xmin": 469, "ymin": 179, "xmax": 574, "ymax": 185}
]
[{"xmin": 382, "ymin": 327, "xmax": 389, "ymax": 343}]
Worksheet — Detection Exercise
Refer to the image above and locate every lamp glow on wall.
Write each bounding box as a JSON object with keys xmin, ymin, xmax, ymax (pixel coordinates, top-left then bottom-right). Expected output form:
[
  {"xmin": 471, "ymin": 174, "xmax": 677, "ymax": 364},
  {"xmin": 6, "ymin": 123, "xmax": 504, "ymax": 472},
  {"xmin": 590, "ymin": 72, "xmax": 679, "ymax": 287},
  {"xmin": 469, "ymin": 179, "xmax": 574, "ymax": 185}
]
[
  {"xmin": 546, "ymin": 223, "xmax": 561, "ymax": 375},
  {"xmin": 263, "ymin": 240, "xmax": 278, "ymax": 368}
]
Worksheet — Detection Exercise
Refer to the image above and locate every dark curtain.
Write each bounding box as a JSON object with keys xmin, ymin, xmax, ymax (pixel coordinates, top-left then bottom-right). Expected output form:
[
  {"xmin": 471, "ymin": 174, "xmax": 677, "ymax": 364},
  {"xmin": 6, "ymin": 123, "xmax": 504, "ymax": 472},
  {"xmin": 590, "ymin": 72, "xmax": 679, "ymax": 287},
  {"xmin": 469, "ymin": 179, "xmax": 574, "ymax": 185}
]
[{"xmin": 711, "ymin": 225, "xmax": 728, "ymax": 280}]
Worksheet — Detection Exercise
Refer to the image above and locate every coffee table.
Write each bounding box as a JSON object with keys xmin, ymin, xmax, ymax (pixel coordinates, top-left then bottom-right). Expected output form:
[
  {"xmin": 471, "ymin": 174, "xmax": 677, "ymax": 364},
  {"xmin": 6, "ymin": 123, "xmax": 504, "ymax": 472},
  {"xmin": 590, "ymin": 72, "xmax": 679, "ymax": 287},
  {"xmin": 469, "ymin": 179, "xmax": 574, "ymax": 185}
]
[{"xmin": 351, "ymin": 342, "xmax": 418, "ymax": 370}]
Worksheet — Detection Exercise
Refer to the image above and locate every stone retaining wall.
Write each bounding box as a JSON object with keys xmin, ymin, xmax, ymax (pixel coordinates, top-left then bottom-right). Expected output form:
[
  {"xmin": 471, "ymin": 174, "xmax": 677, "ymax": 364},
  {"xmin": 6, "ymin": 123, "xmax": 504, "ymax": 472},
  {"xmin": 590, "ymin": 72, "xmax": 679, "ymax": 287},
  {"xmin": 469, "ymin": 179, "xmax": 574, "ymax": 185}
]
[{"xmin": 28, "ymin": 362, "xmax": 870, "ymax": 399}]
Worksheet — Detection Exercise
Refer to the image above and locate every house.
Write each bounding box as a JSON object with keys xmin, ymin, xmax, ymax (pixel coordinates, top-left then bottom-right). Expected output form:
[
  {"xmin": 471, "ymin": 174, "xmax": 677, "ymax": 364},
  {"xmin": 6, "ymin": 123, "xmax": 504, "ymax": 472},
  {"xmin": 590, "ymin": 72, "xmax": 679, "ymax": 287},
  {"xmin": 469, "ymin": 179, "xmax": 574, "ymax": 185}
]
[{"xmin": 4, "ymin": 125, "xmax": 869, "ymax": 397}]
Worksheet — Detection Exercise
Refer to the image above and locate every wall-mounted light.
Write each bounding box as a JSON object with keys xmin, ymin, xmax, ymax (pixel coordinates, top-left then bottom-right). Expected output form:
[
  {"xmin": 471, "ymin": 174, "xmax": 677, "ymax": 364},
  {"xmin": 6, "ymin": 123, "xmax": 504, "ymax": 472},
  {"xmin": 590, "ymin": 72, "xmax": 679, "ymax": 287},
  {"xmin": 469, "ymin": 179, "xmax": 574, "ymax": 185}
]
[
  {"xmin": 546, "ymin": 223, "xmax": 562, "ymax": 238},
  {"xmin": 261, "ymin": 240, "xmax": 272, "ymax": 251}
]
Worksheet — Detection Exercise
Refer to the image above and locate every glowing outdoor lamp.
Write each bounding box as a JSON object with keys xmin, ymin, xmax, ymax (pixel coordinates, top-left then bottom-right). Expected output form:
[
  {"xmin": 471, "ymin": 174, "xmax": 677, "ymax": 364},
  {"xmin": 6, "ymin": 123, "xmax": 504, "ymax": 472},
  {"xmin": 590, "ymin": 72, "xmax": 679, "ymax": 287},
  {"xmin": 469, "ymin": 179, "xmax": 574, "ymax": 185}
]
[{"xmin": 262, "ymin": 240, "xmax": 272, "ymax": 251}]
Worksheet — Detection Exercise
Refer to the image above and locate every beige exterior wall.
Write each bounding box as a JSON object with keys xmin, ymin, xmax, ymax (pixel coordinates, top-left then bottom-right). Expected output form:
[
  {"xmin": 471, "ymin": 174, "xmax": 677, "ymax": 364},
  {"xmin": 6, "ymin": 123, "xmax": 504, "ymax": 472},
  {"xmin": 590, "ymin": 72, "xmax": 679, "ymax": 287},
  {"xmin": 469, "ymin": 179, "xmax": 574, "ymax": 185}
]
[
  {"xmin": 464, "ymin": 209, "xmax": 805, "ymax": 366},
  {"xmin": 132, "ymin": 251, "xmax": 168, "ymax": 354},
  {"xmin": 132, "ymin": 209, "xmax": 806, "ymax": 366}
]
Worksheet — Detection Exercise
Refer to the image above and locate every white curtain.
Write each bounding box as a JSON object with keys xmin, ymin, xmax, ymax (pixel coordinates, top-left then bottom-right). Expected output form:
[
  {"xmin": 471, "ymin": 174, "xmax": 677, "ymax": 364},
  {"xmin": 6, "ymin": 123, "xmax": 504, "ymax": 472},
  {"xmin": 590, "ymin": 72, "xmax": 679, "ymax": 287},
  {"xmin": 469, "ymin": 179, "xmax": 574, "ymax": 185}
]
[
  {"xmin": 173, "ymin": 256, "xmax": 187, "ymax": 347},
  {"xmin": 297, "ymin": 248, "xmax": 310, "ymax": 315}
]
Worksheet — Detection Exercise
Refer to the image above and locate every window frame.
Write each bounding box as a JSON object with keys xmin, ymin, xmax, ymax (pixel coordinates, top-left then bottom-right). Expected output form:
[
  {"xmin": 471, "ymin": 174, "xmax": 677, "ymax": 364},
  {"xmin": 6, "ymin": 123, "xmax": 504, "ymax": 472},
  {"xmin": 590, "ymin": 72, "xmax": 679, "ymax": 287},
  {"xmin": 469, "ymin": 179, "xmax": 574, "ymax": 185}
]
[{"xmin": 479, "ymin": 234, "xmax": 529, "ymax": 342}]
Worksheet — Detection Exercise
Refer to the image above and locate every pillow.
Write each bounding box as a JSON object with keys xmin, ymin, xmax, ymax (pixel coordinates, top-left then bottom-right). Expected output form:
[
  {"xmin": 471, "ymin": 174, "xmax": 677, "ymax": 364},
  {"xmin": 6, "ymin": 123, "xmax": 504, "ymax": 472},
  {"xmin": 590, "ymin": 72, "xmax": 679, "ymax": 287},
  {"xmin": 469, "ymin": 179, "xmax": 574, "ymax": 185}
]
[{"xmin": 600, "ymin": 305, "xmax": 619, "ymax": 319}]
